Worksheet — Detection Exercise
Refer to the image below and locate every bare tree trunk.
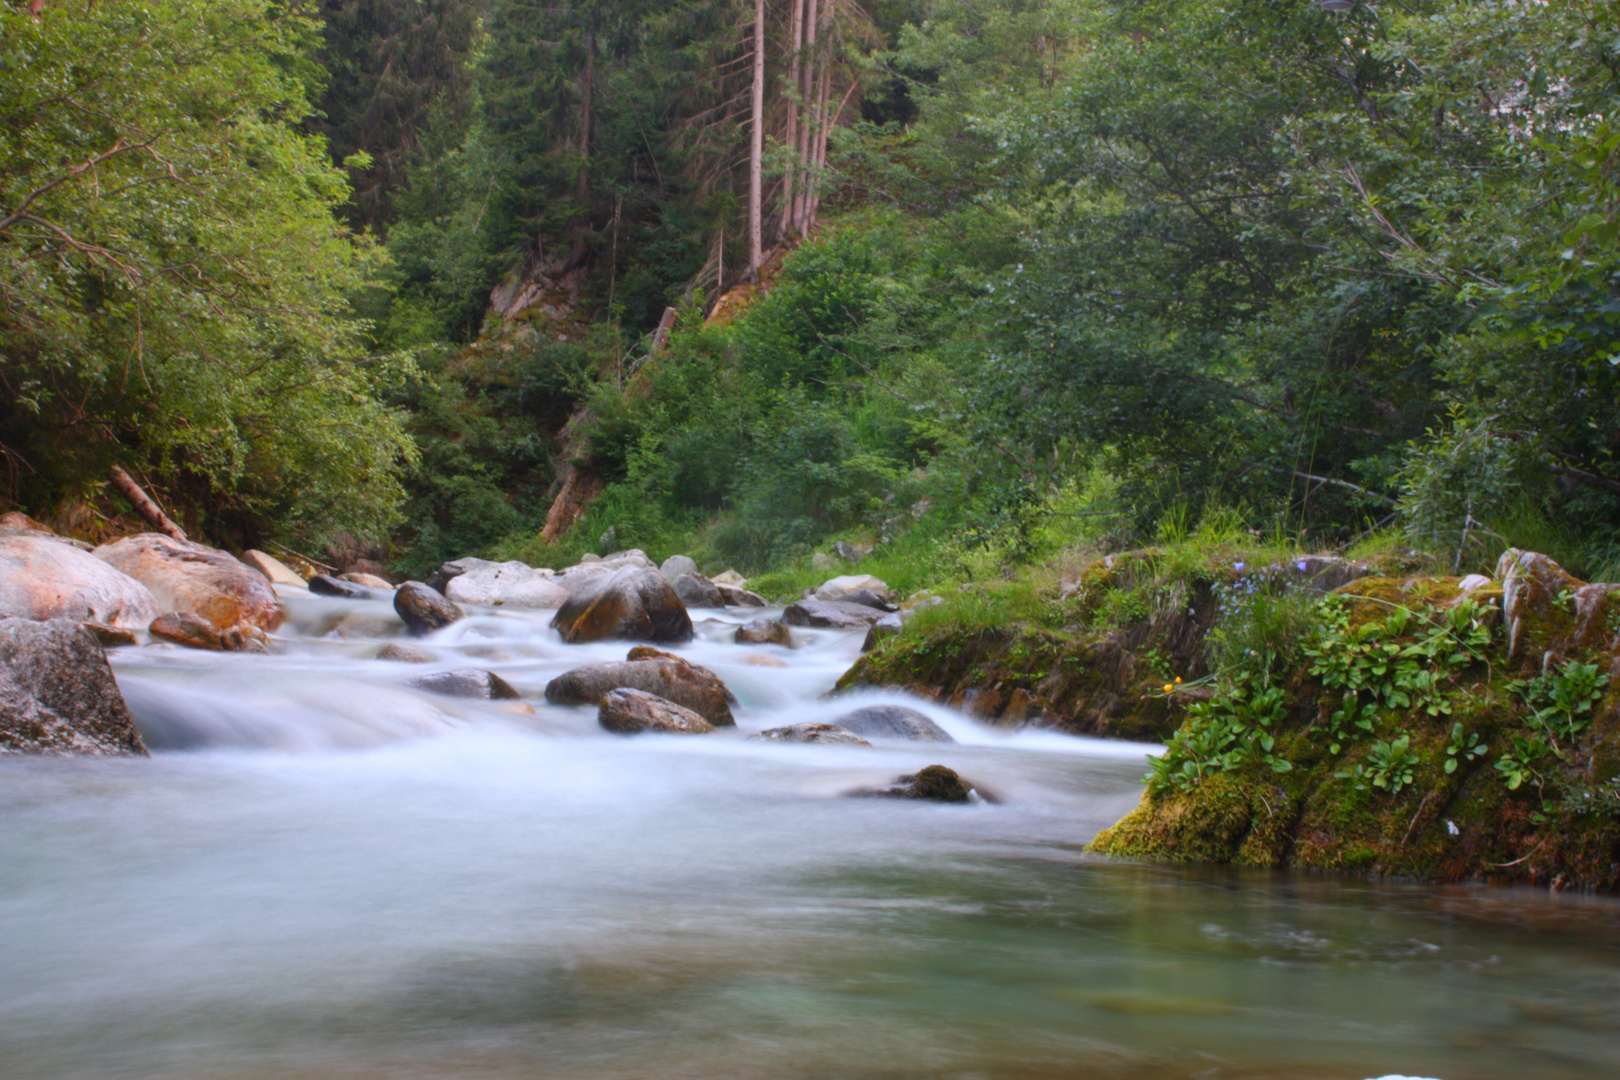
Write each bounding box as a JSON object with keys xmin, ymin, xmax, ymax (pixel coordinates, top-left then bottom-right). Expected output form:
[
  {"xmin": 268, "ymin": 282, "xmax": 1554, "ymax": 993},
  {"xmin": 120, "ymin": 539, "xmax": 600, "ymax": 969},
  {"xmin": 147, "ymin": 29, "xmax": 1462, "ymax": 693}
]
[
  {"xmin": 805, "ymin": 28, "xmax": 832, "ymax": 234},
  {"xmin": 780, "ymin": 0, "xmax": 806, "ymax": 241},
  {"xmin": 108, "ymin": 467, "xmax": 187, "ymax": 541},
  {"xmin": 791, "ymin": 0, "xmax": 820, "ymax": 235},
  {"xmin": 747, "ymin": 0, "xmax": 765, "ymax": 281},
  {"xmin": 573, "ymin": 25, "xmax": 595, "ymax": 261}
]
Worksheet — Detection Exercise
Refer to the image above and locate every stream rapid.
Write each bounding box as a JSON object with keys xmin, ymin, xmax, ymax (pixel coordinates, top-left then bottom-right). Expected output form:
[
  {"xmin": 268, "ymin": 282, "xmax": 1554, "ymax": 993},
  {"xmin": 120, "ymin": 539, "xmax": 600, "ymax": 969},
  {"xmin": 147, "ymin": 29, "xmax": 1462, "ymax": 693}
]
[{"xmin": 4, "ymin": 588, "xmax": 1620, "ymax": 1079}]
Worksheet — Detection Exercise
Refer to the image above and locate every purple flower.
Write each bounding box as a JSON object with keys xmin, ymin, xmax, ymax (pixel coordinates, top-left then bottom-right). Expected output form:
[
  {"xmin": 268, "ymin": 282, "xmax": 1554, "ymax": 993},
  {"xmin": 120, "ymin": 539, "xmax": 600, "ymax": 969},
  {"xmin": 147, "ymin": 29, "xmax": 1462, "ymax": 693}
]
[
  {"xmin": 1297, "ymin": 560, "xmax": 1309, "ymax": 573},
  {"xmin": 1233, "ymin": 561, "xmax": 1245, "ymax": 572}
]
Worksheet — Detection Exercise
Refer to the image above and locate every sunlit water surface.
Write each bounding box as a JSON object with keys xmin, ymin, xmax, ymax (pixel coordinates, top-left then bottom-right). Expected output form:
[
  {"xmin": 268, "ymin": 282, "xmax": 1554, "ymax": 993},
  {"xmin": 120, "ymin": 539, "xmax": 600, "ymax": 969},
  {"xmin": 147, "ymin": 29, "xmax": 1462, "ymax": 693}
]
[{"xmin": 4, "ymin": 589, "xmax": 1620, "ymax": 1080}]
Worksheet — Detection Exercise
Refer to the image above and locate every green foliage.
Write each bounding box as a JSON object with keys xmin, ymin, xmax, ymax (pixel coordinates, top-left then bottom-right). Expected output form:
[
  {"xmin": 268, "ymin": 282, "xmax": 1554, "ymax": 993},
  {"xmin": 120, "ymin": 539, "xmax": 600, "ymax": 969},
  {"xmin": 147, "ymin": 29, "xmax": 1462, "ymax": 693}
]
[
  {"xmin": 1337, "ymin": 735, "xmax": 1422, "ymax": 797},
  {"xmin": 1147, "ymin": 677, "xmax": 1292, "ymax": 797},
  {"xmin": 1306, "ymin": 598, "xmax": 1492, "ymax": 722}
]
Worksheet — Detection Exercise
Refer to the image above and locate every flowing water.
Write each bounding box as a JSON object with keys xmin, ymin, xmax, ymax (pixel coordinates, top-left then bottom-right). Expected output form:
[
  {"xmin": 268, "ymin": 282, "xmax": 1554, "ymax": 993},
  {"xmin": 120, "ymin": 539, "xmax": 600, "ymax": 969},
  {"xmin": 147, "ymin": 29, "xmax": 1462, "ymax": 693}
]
[{"xmin": 5, "ymin": 590, "xmax": 1620, "ymax": 1080}]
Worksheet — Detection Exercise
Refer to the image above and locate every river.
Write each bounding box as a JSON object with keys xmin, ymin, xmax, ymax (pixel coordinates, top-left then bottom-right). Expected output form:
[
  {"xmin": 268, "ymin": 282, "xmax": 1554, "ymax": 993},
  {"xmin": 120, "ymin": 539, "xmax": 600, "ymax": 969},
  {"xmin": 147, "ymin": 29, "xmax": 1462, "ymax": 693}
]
[{"xmin": 3, "ymin": 588, "xmax": 1619, "ymax": 1079}]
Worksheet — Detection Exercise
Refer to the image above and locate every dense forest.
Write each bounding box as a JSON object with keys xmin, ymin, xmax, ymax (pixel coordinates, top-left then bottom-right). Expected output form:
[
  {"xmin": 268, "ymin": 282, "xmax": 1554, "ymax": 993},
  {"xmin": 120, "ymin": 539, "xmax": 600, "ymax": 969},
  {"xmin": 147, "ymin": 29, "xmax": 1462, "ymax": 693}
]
[{"xmin": 3, "ymin": 0, "xmax": 1617, "ymax": 583}]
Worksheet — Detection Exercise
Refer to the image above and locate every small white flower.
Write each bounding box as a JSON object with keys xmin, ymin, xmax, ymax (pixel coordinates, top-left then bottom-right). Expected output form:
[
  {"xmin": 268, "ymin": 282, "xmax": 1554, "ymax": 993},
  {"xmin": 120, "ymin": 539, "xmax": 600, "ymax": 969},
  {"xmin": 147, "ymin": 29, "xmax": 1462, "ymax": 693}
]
[{"xmin": 1447, "ymin": 820, "xmax": 1459, "ymax": 836}]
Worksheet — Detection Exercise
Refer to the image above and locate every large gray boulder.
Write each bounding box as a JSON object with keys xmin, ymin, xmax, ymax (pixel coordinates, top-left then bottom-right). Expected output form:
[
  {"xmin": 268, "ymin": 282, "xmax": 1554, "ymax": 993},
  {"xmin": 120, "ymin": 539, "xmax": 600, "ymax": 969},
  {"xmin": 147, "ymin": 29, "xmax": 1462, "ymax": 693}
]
[
  {"xmin": 0, "ymin": 533, "xmax": 158, "ymax": 629},
  {"xmin": 659, "ymin": 554, "xmax": 699, "ymax": 581},
  {"xmin": 672, "ymin": 572, "xmax": 724, "ymax": 608},
  {"xmin": 830, "ymin": 705, "xmax": 954, "ymax": 743},
  {"xmin": 0, "ymin": 618, "xmax": 147, "ymax": 756},
  {"xmin": 782, "ymin": 599, "xmax": 886, "ymax": 629},
  {"xmin": 394, "ymin": 582, "xmax": 463, "ymax": 635},
  {"xmin": 545, "ymin": 658, "xmax": 734, "ymax": 725},
  {"xmin": 444, "ymin": 560, "xmax": 568, "ymax": 608},
  {"xmin": 598, "ymin": 688, "xmax": 715, "ymax": 735},
  {"xmin": 550, "ymin": 567, "xmax": 693, "ymax": 644}
]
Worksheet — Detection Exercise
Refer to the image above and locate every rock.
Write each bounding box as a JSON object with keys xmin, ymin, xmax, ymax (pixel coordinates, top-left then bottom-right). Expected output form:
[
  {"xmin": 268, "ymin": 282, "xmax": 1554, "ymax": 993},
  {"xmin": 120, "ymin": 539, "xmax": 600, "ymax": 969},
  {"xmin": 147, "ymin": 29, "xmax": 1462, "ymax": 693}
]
[
  {"xmin": 832, "ymin": 540, "xmax": 864, "ymax": 565},
  {"xmin": 241, "ymin": 549, "xmax": 308, "ymax": 588},
  {"xmin": 408, "ymin": 668, "xmax": 521, "ymax": 700},
  {"xmin": 782, "ymin": 599, "xmax": 886, "ymax": 629},
  {"xmin": 376, "ymin": 642, "xmax": 434, "ymax": 663},
  {"xmin": 1271, "ymin": 555, "xmax": 1374, "ymax": 595},
  {"xmin": 830, "ymin": 704, "xmax": 954, "ymax": 743},
  {"xmin": 851, "ymin": 765, "xmax": 976, "ymax": 803},
  {"xmin": 344, "ymin": 558, "xmax": 393, "ymax": 581},
  {"xmin": 598, "ymin": 688, "xmax": 715, "ymax": 735},
  {"xmin": 394, "ymin": 581, "xmax": 464, "ymax": 635},
  {"xmin": 740, "ymin": 654, "xmax": 788, "ymax": 667},
  {"xmin": 712, "ymin": 570, "xmax": 747, "ymax": 587},
  {"xmin": 811, "ymin": 552, "xmax": 836, "ymax": 573},
  {"xmin": 444, "ymin": 560, "xmax": 569, "ymax": 608},
  {"xmin": 735, "ymin": 617, "xmax": 794, "ymax": 646},
  {"xmin": 626, "ymin": 645, "xmax": 686, "ymax": 663},
  {"xmin": 545, "ymin": 658, "xmax": 735, "ymax": 726},
  {"xmin": 659, "ymin": 554, "xmax": 699, "ymax": 581},
  {"xmin": 0, "ymin": 509, "xmax": 52, "ymax": 533},
  {"xmin": 318, "ymin": 613, "xmax": 398, "ymax": 640},
  {"xmin": 96, "ymin": 533, "xmax": 283, "ymax": 633},
  {"xmin": 601, "ymin": 548, "xmax": 655, "ymax": 570},
  {"xmin": 83, "ymin": 622, "xmax": 138, "ymax": 648},
  {"xmin": 550, "ymin": 567, "xmax": 693, "ymax": 644},
  {"xmin": 0, "ymin": 618, "xmax": 148, "ymax": 756},
  {"xmin": 717, "ymin": 584, "xmax": 768, "ymax": 607},
  {"xmin": 672, "ymin": 572, "xmax": 724, "ymax": 608},
  {"xmin": 861, "ymin": 610, "xmax": 907, "ymax": 651},
  {"xmin": 814, "ymin": 574, "xmax": 890, "ymax": 602},
  {"xmin": 1458, "ymin": 573, "xmax": 1493, "ymax": 594},
  {"xmin": 598, "ymin": 525, "xmax": 620, "ymax": 553},
  {"xmin": 341, "ymin": 572, "xmax": 394, "ymax": 590},
  {"xmin": 148, "ymin": 611, "xmax": 223, "ymax": 650},
  {"xmin": 840, "ymin": 588, "xmax": 895, "ymax": 611},
  {"xmin": 751, "ymin": 722, "xmax": 869, "ymax": 746},
  {"xmin": 0, "ymin": 533, "xmax": 158, "ymax": 629},
  {"xmin": 580, "ymin": 552, "xmax": 603, "ymax": 563},
  {"xmin": 308, "ymin": 574, "xmax": 392, "ymax": 600},
  {"xmin": 1496, "ymin": 549, "xmax": 1586, "ymax": 660}
]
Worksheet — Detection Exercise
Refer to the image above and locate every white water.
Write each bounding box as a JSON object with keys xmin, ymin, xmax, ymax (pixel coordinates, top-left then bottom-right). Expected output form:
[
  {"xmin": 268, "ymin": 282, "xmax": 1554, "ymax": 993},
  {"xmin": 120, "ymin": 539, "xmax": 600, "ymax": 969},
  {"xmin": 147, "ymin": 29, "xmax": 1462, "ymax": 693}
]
[{"xmin": 4, "ymin": 589, "xmax": 1620, "ymax": 1079}]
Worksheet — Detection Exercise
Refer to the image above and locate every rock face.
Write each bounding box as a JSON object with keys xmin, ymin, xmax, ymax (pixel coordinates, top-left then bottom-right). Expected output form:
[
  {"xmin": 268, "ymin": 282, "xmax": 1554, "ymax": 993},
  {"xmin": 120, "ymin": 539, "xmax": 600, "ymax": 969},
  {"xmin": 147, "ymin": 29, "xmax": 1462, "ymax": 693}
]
[
  {"xmin": 598, "ymin": 688, "xmax": 715, "ymax": 734},
  {"xmin": 0, "ymin": 618, "xmax": 147, "ymax": 756},
  {"xmin": 717, "ymin": 584, "xmax": 768, "ymax": 607},
  {"xmin": 409, "ymin": 669, "xmax": 521, "ymax": 700},
  {"xmin": 831, "ymin": 705, "xmax": 954, "ymax": 743},
  {"xmin": 309, "ymin": 574, "xmax": 393, "ymax": 600},
  {"xmin": 659, "ymin": 554, "xmax": 698, "ymax": 581},
  {"xmin": 782, "ymin": 599, "xmax": 886, "ymax": 629},
  {"xmin": 241, "ymin": 549, "xmax": 308, "ymax": 588},
  {"xmin": 444, "ymin": 560, "xmax": 569, "ymax": 608},
  {"xmin": 735, "ymin": 617, "xmax": 794, "ymax": 647},
  {"xmin": 551, "ymin": 567, "xmax": 693, "ymax": 644},
  {"xmin": 394, "ymin": 582, "xmax": 463, "ymax": 635},
  {"xmin": 672, "ymin": 572, "xmax": 724, "ymax": 608},
  {"xmin": 545, "ymin": 658, "xmax": 735, "ymax": 726},
  {"xmin": 751, "ymin": 722, "xmax": 869, "ymax": 746},
  {"xmin": 814, "ymin": 574, "xmax": 889, "ymax": 602},
  {"xmin": 96, "ymin": 533, "xmax": 283, "ymax": 633},
  {"xmin": 852, "ymin": 765, "xmax": 975, "ymax": 803},
  {"xmin": 0, "ymin": 533, "xmax": 158, "ymax": 629}
]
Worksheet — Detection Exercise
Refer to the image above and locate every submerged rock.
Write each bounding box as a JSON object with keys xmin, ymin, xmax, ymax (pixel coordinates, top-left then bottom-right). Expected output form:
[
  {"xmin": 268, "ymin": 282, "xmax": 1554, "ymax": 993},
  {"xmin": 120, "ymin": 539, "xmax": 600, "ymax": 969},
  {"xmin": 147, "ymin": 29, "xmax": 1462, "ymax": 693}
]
[
  {"xmin": 830, "ymin": 705, "xmax": 954, "ymax": 743},
  {"xmin": 782, "ymin": 599, "xmax": 886, "ymax": 630},
  {"xmin": 0, "ymin": 533, "xmax": 158, "ymax": 629},
  {"xmin": 735, "ymin": 617, "xmax": 793, "ymax": 647},
  {"xmin": 394, "ymin": 582, "xmax": 463, "ymax": 635},
  {"xmin": 672, "ymin": 571, "xmax": 725, "ymax": 608},
  {"xmin": 376, "ymin": 642, "xmax": 434, "ymax": 663},
  {"xmin": 850, "ymin": 765, "xmax": 977, "ymax": 803},
  {"xmin": 409, "ymin": 668, "xmax": 521, "ymax": 700},
  {"xmin": 0, "ymin": 618, "xmax": 147, "ymax": 756},
  {"xmin": 444, "ymin": 560, "xmax": 568, "ymax": 608},
  {"xmin": 751, "ymin": 722, "xmax": 869, "ymax": 746},
  {"xmin": 550, "ymin": 567, "xmax": 693, "ymax": 644},
  {"xmin": 598, "ymin": 688, "xmax": 715, "ymax": 734},
  {"xmin": 545, "ymin": 658, "xmax": 735, "ymax": 725},
  {"xmin": 96, "ymin": 533, "xmax": 283, "ymax": 634}
]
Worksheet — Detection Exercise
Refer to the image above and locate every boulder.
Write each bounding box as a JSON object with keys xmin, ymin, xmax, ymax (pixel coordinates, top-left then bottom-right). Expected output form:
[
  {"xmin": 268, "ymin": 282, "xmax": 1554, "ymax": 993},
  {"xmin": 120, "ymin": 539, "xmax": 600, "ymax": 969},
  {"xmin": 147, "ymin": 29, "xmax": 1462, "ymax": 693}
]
[
  {"xmin": 0, "ymin": 533, "xmax": 158, "ymax": 629},
  {"xmin": 95, "ymin": 533, "xmax": 283, "ymax": 633},
  {"xmin": 550, "ymin": 567, "xmax": 693, "ymax": 644},
  {"xmin": 659, "ymin": 554, "xmax": 699, "ymax": 581},
  {"xmin": 782, "ymin": 599, "xmax": 886, "ymax": 630},
  {"xmin": 832, "ymin": 540, "xmax": 864, "ymax": 565},
  {"xmin": 408, "ymin": 668, "xmax": 521, "ymax": 700},
  {"xmin": 394, "ymin": 582, "xmax": 464, "ymax": 635},
  {"xmin": 672, "ymin": 572, "xmax": 725, "ymax": 608},
  {"xmin": 751, "ymin": 722, "xmax": 869, "ymax": 746},
  {"xmin": 1496, "ymin": 549, "xmax": 1586, "ymax": 660},
  {"xmin": 149, "ymin": 611, "xmax": 270, "ymax": 653},
  {"xmin": 712, "ymin": 570, "xmax": 747, "ymax": 587},
  {"xmin": 814, "ymin": 574, "xmax": 890, "ymax": 602},
  {"xmin": 598, "ymin": 688, "xmax": 715, "ymax": 735},
  {"xmin": 830, "ymin": 704, "xmax": 954, "ymax": 743},
  {"xmin": 309, "ymin": 574, "xmax": 392, "ymax": 600},
  {"xmin": 444, "ymin": 560, "xmax": 569, "ymax": 608},
  {"xmin": 0, "ymin": 509, "xmax": 52, "ymax": 533},
  {"xmin": 716, "ymin": 584, "xmax": 768, "ymax": 607},
  {"xmin": 376, "ymin": 642, "xmax": 434, "ymax": 663},
  {"xmin": 602, "ymin": 548, "xmax": 655, "ymax": 570},
  {"xmin": 735, "ymin": 617, "xmax": 794, "ymax": 647},
  {"xmin": 840, "ymin": 588, "xmax": 895, "ymax": 612},
  {"xmin": 851, "ymin": 765, "xmax": 976, "ymax": 803},
  {"xmin": 861, "ymin": 610, "xmax": 907, "ymax": 651},
  {"xmin": 241, "ymin": 549, "xmax": 308, "ymax": 588},
  {"xmin": 341, "ymin": 572, "xmax": 394, "ymax": 590},
  {"xmin": 0, "ymin": 618, "xmax": 147, "ymax": 756},
  {"xmin": 545, "ymin": 658, "xmax": 735, "ymax": 726}
]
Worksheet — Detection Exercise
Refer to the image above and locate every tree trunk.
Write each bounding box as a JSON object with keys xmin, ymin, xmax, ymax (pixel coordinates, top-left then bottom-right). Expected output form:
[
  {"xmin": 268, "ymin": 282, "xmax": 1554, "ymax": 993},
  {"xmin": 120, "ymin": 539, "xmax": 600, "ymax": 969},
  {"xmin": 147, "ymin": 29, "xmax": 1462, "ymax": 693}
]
[
  {"xmin": 805, "ymin": 29, "xmax": 832, "ymax": 234},
  {"xmin": 747, "ymin": 0, "xmax": 765, "ymax": 280},
  {"xmin": 108, "ymin": 467, "xmax": 187, "ymax": 541},
  {"xmin": 780, "ymin": 0, "xmax": 806, "ymax": 241},
  {"xmin": 791, "ymin": 0, "xmax": 820, "ymax": 236},
  {"xmin": 573, "ymin": 25, "xmax": 595, "ymax": 260}
]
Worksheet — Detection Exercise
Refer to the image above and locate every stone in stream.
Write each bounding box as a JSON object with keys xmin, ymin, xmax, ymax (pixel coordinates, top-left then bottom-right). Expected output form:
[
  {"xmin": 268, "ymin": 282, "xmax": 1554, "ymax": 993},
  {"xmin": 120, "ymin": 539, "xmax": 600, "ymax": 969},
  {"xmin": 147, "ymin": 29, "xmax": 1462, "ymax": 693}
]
[
  {"xmin": 839, "ymin": 588, "xmax": 896, "ymax": 612},
  {"xmin": 716, "ymin": 584, "xmax": 768, "ymax": 607},
  {"xmin": 149, "ymin": 611, "xmax": 270, "ymax": 653},
  {"xmin": 376, "ymin": 642, "xmax": 434, "ymax": 663},
  {"xmin": 309, "ymin": 574, "xmax": 393, "ymax": 601},
  {"xmin": 341, "ymin": 572, "xmax": 395, "ymax": 590},
  {"xmin": 850, "ymin": 765, "xmax": 980, "ymax": 803},
  {"xmin": 241, "ymin": 549, "xmax": 308, "ymax": 588},
  {"xmin": 659, "ymin": 554, "xmax": 699, "ymax": 581},
  {"xmin": 408, "ymin": 668, "xmax": 522, "ymax": 700},
  {"xmin": 829, "ymin": 705, "xmax": 954, "ymax": 743},
  {"xmin": 598, "ymin": 688, "xmax": 715, "ymax": 735},
  {"xmin": 444, "ymin": 559, "xmax": 568, "ymax": 608},
  {"xmin": 672, "ymin": 571, "xmax": 724, "ymax": 608},
  {"xmin": 0, "ymin": 532, "xmax": 158, "ymax": 629},
  {"xmin": 711, "ymin": 569, "xmax": 747, "ymax": 587},
  {"xmin": 814, "ymin": 574, "xmax": 890, "ymax": 603},
  {"xmin": 0, "ymin": 618, "xmax": 148, "ymax": 756},
  {"xmin": 781, "ymin": 599, "xmax": 886, "ymax": 630},
  {"xmin": 83, "ymin": 622, "xmax": 138, "ymax": 648},
  {"xmin": 550, "ymin": 567, "xmax": 693, "ymax": 644},
  {"xmin": 394, "ymin": 581, "xmax": 463, "ymax": 635},
  {"xmin": 735, "ymin": 617, "xmax": 794, "ymax": 647},
  {"xmin": 95, "ymin": 533, "xmax": 283, "ymax": 634},
  {"xmin": 545, "ymin": 658, "xmax": 735, "ymax": 726},
  {"xmin": 861, "ymin": 610, "xmax": 907, "ymax": 652},
  {"xmin": 751, "ymin": 722, "xmax": 870, "ymax": 747}
]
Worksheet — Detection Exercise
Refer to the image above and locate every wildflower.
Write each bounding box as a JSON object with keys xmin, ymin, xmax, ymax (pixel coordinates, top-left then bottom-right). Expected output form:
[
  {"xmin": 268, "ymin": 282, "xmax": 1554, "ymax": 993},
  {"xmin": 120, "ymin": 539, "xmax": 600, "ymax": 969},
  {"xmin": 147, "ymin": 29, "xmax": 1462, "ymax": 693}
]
[
  {"xmin": 1296, "ymin": 559, "xmax": 1310, "ymax": 573},
  {"xmin": 1163, "ymin": 684, "xmax": 1174, "ymax": 693},
  {"xmin": 1234, "ymin": 561, "xmax": 1245, "ymax": 572},
  {"xmin": 1175, "ymin": 677, "xmax": 1182, "ymax": 684}
]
